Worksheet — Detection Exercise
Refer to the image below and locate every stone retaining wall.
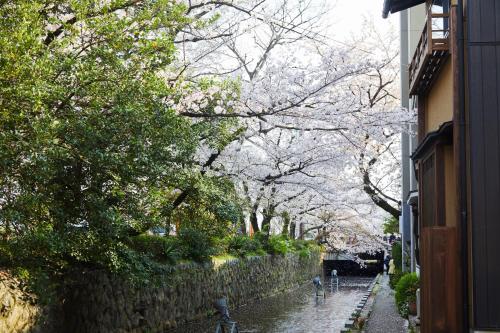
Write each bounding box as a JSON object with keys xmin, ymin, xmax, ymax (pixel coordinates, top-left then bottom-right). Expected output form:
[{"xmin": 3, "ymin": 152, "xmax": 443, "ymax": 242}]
[
  {"xmin": 0, "ymin": 272, "xmax": 58, "ymax": 333},
  {"xmin": 63, "ymin": 252, "xmax": 321, "ymax": 333}
]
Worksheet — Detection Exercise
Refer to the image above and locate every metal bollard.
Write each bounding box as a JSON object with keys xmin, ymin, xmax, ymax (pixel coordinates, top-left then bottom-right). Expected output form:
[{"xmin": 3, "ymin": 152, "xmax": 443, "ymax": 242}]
[{"xmin": 331, "ymin": 269, "xmax": 339, "ymax": 292}]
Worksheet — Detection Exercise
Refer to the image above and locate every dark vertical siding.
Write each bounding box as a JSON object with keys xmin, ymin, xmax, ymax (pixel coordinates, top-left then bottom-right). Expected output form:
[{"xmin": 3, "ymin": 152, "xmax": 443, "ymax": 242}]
[
  {"xmin": 421, "ymin": 227, "xmax": 460, "ymax": 333},
  {"xmin": 467, "ymin": 0, "xmax": 500, "ymax": 329}
]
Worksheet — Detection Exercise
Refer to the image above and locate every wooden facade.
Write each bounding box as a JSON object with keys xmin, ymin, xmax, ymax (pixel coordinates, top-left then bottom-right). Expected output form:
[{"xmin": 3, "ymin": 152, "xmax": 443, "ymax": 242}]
[
  {"xmin": 387, "ymin": 0, "xmax": 500, "ymax": 331},
  {"xmin": 409, "ymin": 1, "xmax": 450, "ymax": 95},
  {"xmin": 421, "ymin": 227, "xmax": 460, "ymax": 333},
  {"xmin": 467, "ymin": 0, "xmax": 500, "ymax": 329},
  {"xmin": 413, "ymin": 120, "xmax": 462, "ymax": 332}
]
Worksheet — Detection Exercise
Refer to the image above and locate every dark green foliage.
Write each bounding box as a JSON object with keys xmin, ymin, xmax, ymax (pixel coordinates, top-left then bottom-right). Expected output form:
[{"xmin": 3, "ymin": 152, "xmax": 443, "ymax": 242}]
[
  {"xmin": 178, "ymin": 228, "xmax": 214, "ymax": 263},
  {"xmin": 0, "ymin": 0, "xmax": 243, "ymax": 289},
  {"xmin": 253, "ymin": 231, "xmax": 268, "ymax": 245},
  {"xmin": 395, "ymin": 272, "xmax": 419, "ymax": 318},
  {"xmin": 290, "ymin": 239, "xmax": 314, "ymax": 251},
  {"xmin": 226, "ymin": 235, "xmax": 263, "ymax": 257},
  {"xmin": 266, "ymin": 235, "xmax": 289, "ymax": 255},
  {"xmin": 383, "ymin": 217, "xmax": 399, "ymax": 234},
  {"xmin": 223, "ymin": 234, "xmax": 318, "ymax": 258},
  {"xmin": 173, "ymin": 177, "xmax": 244, "ymax": 241},
  {"xmin": 129, "ymin": 234, "xmax": 181, "ymax": 265},
  {"xmin": 253, "ymin": 249, "xmax": 268, "ymax": 256},
  {"xmin": 298, "ymin": 248, "xmax": 310, "ymax": 259},
  {"xmin": 389, "ymin": 269, "xmax": 404, "ymax": 289},
  {"xmin": 392, "ymin": 241, "xmax": 403, "ymax": 271}
]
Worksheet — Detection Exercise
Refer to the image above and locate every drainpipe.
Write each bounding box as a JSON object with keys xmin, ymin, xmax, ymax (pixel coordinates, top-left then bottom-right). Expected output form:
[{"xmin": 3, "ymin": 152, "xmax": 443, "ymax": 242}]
[
  {"xmin": 456, "ymin": 0, "xmax": 469, "ymax": 331},
  {"xmin": 400, "ymin": 9, "xmax": 410, "ymax": 273}
]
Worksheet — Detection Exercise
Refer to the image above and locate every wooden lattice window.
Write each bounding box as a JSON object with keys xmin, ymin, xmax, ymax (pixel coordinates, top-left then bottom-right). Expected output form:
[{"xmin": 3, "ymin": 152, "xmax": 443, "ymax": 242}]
[{"xmin": 421, "ymin": 153, "xmax": 436, "ymax": 228}]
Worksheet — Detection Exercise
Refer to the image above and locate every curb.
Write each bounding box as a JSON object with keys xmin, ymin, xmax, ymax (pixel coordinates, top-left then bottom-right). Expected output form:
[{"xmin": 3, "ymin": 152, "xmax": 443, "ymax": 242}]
[{"xmin": 340, "ymin": 274, "xmax": 381, "ymax": 333}]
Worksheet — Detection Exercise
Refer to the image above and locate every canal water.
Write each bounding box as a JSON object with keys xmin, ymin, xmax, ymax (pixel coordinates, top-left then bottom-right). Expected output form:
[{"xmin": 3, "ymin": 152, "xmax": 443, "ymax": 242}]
[{"xmin": 167, "ymin": 276, "xmax": 373, "ymax": 333}]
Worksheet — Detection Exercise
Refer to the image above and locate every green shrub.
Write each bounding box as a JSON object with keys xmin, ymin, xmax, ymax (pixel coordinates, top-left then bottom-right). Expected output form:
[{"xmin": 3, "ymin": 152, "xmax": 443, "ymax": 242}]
[
  {"xmin": 253, "ymin": 248, "xmax": 267, "ymax": 256},
  {"xmin": 389, "ymin": 269, "xmax": 404, "ymax": 289},
  {"xmin": 226, "ymin": 235, "xmax": 263, "ymax": 257},
  {"xmin": 392, "ymin": 241, "xmax": 402, "ymax": 271},
  {"xmin": 253, "ymin": 231, "xmax": 268, "ymax": 245},
  {"xmin": 266, "ymin": 235, "xmax": 289, "ymax": 255},
  {"xmin": 383, "ymin": 217, "xmax": 399, "ymax": 234},
  {"xmin": 129, "ymin": 234, "xmax": 180, "ymax": 265},
  {"xmin": 298, "ymin": 248, "xmax": 310, "ymax": 259},
  {"xmin": 178, "ymin": 228, "xmax": 214, "ymax": 262},
  {"xmin": 395, "ymin": 272, "xmax": 419, "ymax": 318},
  {"xmin": 291, "ymin": 239, "xmax": 310, "ymax": 251}
]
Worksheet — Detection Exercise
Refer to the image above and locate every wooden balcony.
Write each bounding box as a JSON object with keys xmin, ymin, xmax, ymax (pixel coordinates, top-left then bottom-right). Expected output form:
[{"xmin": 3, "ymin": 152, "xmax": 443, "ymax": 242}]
[{"xmin": 409, "ymin": 4, "xmax": 450, "ymax": 96}]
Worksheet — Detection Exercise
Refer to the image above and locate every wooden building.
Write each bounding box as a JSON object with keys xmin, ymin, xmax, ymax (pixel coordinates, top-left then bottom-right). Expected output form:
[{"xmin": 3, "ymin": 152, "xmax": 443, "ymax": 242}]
[{"xmin": 383, "ymin": 0, "xmax": 500, "ymax": 332}]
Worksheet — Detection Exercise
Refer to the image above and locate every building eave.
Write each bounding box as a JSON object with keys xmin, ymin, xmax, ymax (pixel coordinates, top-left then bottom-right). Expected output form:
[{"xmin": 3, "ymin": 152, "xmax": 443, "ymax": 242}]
[
  {"xmin": 411, "ymin": 121, "xmax": 453, "ymax": 161},
  {"xmin": 406, "ymin": 190, "xmax": 418, "ymax": 206},
  {"xmin": 382, "ymin": 0, "xmax": 426, "ymax": 18}
]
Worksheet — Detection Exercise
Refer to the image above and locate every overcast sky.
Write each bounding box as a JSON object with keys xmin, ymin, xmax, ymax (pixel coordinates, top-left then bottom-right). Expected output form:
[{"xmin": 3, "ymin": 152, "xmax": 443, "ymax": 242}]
[{"xmin": 325, "ymin": 0, "xmax": 399, "ymax": 39}]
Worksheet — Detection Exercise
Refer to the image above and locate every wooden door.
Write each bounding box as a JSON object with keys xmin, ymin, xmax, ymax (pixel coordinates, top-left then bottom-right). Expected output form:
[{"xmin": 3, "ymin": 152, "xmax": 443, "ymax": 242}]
[{"xmin": 421, "ymin": 227, "xmax": 461, "ymax": 333}]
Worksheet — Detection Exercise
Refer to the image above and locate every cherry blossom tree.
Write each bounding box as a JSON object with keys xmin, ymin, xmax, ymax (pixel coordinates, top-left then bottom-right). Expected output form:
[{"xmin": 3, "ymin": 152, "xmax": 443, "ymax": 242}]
[{"xmin": 169, "ymin": 1, "xmax": 414, "ymax": 253}]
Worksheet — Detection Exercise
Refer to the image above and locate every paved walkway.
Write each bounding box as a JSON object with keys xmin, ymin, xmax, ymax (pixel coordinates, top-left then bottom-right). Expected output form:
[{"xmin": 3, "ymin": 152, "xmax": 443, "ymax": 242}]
[{"xmin": 363, "ymin": 275, "xmax": 407, "ymax": 333}]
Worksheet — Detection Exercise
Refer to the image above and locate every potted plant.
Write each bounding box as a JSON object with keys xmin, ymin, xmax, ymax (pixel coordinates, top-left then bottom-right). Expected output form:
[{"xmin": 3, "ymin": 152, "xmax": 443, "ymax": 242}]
[
  {"xmin": 408, "ymin": 295, "xmax": 417, "ymax": 315},
  {"xmin": 395, "ymin": 273, "xmax": 420, "ymax": 318}
]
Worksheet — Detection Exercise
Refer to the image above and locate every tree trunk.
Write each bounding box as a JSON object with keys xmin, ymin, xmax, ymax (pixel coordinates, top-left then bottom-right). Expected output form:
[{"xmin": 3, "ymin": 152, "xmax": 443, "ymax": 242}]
[
  {"xmin": 250, "ymin": 209, "xmax": 259, "ymax": 233},
  {"xmin": 359, "ymin": 152, "xmax": 401, "ymax": 220},
  {"xmin": 281, "ymin": 212, "xmax": 290, "ymax": 237},
  {"xmin": 261, "ymin": 212, "xmax": 272, "ymax": 235},
  {"xmin": 298, "ymin": 223, "xmax": 305, "ymax": 240},
  {"xmin": 261, "ymin": 202, "xmax": 276, "ymax": 236},
  {"xmin": 239, "ymin": 216, "xmax": 247, "ymax": 235},
  {"xmin": 289, "ymin": 221, "xmax": 296, "ymax": 239}
]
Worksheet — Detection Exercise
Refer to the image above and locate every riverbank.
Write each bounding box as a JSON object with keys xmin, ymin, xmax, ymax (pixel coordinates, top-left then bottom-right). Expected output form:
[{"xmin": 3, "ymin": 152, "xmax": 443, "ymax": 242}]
[
  {"xmin": 169, "ymin": 276, "xmax": 372, "ymax": 333},
  {"xmin": 1, "ymin": 251, "xmax": 322, "ymax": 333}
]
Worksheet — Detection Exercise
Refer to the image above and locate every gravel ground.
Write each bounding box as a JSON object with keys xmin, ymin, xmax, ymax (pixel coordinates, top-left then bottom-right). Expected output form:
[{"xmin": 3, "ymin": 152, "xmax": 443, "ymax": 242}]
[{"xmin": 363, "ymin": 275, "xmax": 407, "ymax": 333}]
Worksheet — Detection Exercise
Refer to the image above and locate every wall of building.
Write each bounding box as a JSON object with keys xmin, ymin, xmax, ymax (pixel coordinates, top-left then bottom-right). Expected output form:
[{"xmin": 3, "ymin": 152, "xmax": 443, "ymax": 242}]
[
  {"xmin": 400, "ymin": 9, "xmax": 412, "ymax": 272},
  {"xmin": 403, "ymin": 4, "xmax": 426, "ymax": 275},
  {"xmin": 467, "ymin": 0, "xmax": 500, "ymax": 328},
  {"xmin": 444, "ymin": 145, "xmax": 457, "ymax": 227},
  {"xmin": 425, "ymin": 59, "xmax": 453, "ymax": 134},
  {"xmin": 408, "ymin": 4, "xmax": 426, "ymax": 61}
]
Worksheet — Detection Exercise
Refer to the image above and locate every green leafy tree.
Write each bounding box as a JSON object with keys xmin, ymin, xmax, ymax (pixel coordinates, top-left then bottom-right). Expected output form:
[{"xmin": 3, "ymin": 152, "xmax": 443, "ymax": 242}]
[
  {"xmin": 383, "ymin": 216, "xmax": 399, "ymax": 235},
  {"xmin": 0, "ymin": 1, "xmax": 240, "ymax": 278}
]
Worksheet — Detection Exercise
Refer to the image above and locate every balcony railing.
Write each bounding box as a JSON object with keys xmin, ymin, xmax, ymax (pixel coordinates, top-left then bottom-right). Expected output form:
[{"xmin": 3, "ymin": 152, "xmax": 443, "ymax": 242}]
[{"xmin": 409, "ymin": 3, "xmax": 450, "ymax": 96}]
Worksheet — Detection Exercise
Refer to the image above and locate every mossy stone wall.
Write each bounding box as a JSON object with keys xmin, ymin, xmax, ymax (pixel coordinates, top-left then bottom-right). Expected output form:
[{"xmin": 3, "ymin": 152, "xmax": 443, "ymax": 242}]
[
  {"xmin": 1, "ymin": 252, "xmax": 321, "ymax": 333},
  {"xmin": 64, "ymin": 253, "xmax": 321, "ymax": 333}
]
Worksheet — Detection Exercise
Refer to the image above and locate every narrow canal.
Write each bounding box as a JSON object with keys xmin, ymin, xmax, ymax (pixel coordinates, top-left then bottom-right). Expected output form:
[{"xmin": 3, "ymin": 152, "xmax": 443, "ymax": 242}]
[{"xmin": 167, "ymin": 276, "xmax": 373, "ymax": 333}]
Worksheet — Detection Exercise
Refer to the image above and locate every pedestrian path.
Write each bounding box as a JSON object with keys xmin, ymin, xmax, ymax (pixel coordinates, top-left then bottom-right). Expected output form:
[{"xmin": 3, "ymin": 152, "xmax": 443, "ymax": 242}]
[{"xmin": 363, "ymin": 274, "xmax": 407, "ymax": 333}]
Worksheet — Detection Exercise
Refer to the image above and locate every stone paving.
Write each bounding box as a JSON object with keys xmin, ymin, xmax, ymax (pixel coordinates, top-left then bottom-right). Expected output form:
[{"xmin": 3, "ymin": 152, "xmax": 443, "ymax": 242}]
[{"xmin": 363, "ymin": 274, "xmax": 407, "ymax": 333}]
